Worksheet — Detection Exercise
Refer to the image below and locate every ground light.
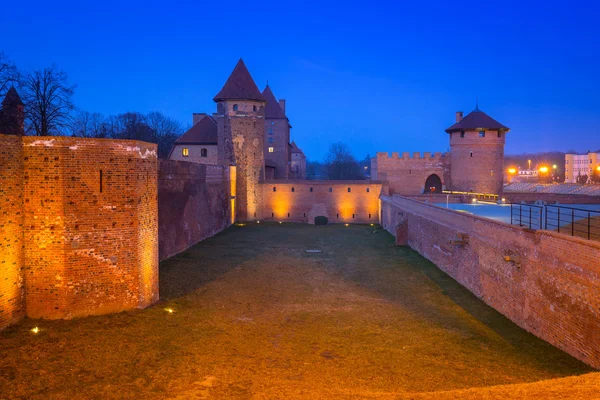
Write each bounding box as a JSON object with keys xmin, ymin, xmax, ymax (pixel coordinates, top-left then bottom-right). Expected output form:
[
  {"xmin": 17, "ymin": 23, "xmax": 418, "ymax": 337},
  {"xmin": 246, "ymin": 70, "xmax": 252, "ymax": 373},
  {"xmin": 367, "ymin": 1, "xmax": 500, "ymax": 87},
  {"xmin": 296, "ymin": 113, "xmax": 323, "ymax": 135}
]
[
  {"xmin": 31, "ymin": 327, "xmax": 40, "ymax": 334},
  {"xmin": 164, "ymin": 308, "xmax": 175, "ymax": 314},
  {"xmin": 345, "ymin": 223, "xmax": 349, "ymax": 227}
]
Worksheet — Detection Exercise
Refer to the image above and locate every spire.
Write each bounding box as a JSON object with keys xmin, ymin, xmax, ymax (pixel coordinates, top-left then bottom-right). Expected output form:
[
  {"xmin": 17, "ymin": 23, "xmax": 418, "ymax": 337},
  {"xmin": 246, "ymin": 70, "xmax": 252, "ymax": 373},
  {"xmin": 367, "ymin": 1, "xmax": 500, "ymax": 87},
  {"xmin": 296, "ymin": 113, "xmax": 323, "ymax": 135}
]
[
  {"xmin": 213, "ymin": 59, "xmax": 265, "ymax": 103},
  {"xmin": 262, "ymin": 84, "xmax": 286, "ymax": 119},
  {"xmin": 475, "ymin": 96, "xmax": 479, "ymax": 111},
  {"xmin": 2, "ymin": 86, "xmax": 24, "ymax": 107}
]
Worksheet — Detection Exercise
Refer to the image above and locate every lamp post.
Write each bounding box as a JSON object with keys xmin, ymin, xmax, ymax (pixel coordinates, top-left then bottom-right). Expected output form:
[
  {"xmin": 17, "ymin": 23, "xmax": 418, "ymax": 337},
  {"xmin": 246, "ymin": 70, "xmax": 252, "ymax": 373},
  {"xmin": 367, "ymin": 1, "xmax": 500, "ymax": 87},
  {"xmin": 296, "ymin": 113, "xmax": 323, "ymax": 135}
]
[{"xmin": 507, "ymin": 167, "xmax": 517, "ymax": 183}]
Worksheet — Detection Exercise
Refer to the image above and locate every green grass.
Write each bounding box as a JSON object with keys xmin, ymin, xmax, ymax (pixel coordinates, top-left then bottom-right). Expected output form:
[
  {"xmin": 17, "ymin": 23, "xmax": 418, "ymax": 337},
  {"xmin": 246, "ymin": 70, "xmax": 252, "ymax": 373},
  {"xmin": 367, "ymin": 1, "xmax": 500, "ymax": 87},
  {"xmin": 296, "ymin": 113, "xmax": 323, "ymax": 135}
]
[{"xmin": 0, "ymin": 223, "xmax": 592, "ymax": 399}]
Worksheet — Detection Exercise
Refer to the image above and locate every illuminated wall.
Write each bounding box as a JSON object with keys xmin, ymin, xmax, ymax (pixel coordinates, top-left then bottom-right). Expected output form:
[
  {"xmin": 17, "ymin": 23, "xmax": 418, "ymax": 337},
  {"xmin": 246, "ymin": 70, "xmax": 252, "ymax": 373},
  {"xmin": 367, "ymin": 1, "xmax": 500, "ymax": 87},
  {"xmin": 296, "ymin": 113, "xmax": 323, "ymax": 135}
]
[
  {"xmin": 259, "ymin": 181, "xmax": 385, "ymax": 224},
  {"xmin": 0, "ymin": 135, "xmax": 25, "ymax": 330}
]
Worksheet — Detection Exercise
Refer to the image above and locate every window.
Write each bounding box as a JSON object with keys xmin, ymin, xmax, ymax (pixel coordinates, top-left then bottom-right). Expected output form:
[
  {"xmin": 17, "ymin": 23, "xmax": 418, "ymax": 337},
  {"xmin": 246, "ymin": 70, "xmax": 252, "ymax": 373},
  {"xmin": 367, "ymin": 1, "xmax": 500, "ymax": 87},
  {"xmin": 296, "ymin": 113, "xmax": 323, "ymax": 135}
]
[
  {"xmin": 268, "ymin": 137, "xmax": 274, "ymax": 143},
  {"xmin": 233, "ymin": 104, "xmax": 238, "ymax": 111},
  {"xmin": 273, "ymin": 187, "xmax": 276, "ymax": 192},
  {"xmin": 348, "ymin": 187, "xmax": 351, "ymax": 192},
  {"xmin": 498, "ymin": 132, "xmax": 502, "ymax": 138},
  {"xmin": 253, "ymin": 105, "xmax": 257, "ymax": 112},
  {"xmin": 479, "ymin": 130, "xmax": 485, "ymax": 138},
  {"xmin": 329, "ymin": 187, "xmax": 333, "ymax": 192},
  {"xmin": 291, "ymin": 187, "xmax": 295, "ymax": 192},
  {"xmin": 182, "ymin": 148, "xmax": 189, "ymax": 157},
  {"xmin": 470, "ymin": 151, "xmax": 473, "ymax": 158},
  {"xmin": 366, "ymin": 188, "xmax": 370, "ymax": 193},
  {"xmin": 460, "ymin": 132, "xmax": 465, "ymax": 138},
  {"xmin": 268, "ymin": 128, "xmax": 273, "ymax": 134},
  {"xmin": 310, "ymin": 187, "xmax": 313, "ymax": 192},
  {"xmin": 268, "ymin": 147, "xmax": 274, "ymax": 153},
  {"xmin": 200, "ymin": 148, "xmax": 207, "ymax": 157}
]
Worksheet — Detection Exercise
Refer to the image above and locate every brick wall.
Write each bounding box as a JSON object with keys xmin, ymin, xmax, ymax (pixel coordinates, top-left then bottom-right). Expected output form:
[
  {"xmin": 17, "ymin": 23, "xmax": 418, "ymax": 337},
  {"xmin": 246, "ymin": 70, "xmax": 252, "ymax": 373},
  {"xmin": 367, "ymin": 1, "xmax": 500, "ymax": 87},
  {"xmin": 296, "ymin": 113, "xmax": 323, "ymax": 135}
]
[
  {"xmin": 371, "ymin": 152, "xmax": 451, "ymax": 195},
  {"xmin": 381, "ymin": 194, "xmax": 600, "ymax": 368},
  {"xmin": 0, "ymin": 135, "xmax": 25, "ymax": 330},
  {"xmin": 158, "ymin": 160, "xmax": 231, "ymax": 260},
  {"xmin": 259, "ymin": 180, "xmax": 385, "ymax": 224}
]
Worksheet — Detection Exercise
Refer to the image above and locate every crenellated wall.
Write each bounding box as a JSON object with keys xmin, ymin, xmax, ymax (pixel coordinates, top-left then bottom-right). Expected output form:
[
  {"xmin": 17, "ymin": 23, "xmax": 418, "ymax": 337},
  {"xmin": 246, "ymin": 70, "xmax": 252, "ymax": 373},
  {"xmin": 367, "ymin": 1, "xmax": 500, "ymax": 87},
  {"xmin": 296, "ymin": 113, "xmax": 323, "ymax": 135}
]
[
  {"xmin": 259, "ymin": 180, "xmax": 385, "ymax": 224},
  {"xmin": 0, "ymin": 134, "xmax": 159, "ymax": 328},
  {"xmin": 381, "ymin": 194, "xmax": 600, "ymax": 368},
  {"xmin": 371, "ymin": 151, "xmax": 451, "ymax": 195},
  {"xmin": 158, "ymin": 160, "xmax": 232, "ymax": 260}
]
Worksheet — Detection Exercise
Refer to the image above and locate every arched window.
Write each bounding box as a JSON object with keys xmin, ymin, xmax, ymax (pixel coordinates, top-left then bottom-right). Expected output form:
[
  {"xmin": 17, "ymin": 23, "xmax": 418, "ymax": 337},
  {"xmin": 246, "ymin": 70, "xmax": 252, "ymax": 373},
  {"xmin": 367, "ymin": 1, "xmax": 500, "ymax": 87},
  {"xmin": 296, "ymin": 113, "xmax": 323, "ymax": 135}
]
[
  {"xmin": 233, "ymin": 104, "xmax": 238, "ymax": 111},
  {"xmin": 201, "ymin": 148, "xmax": 207, "ymax": 157},
  {"xmin": 253, "ymin": 105, "xmax": 257, "ymax": 112}
]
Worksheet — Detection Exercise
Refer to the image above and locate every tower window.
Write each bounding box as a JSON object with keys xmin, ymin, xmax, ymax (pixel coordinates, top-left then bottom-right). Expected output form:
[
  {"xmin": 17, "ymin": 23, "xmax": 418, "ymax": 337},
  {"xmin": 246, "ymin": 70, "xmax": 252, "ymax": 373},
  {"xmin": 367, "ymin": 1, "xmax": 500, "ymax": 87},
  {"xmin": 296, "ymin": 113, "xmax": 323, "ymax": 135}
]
[
  {"xmin": 182, "ymin": 148, "xmax": 189, "ymax": 157},
  {"xmin": 479, "ymin": 130, "xmax": 485, "ymax": 138},
  {"xmin": 200, "ymin": 148, "xmax": 207, "ymax": 157},
  {"xmin": 268, "ymin": 137, "xmax": 274, "ymax": 143},
  {"xmin": 268, "ymin": 147, "xmax": 274, "ymax": 153},
  {"xmin": 460, "ymin": 132, "xmax": 465, "ymax": 138},
  {"xmin": 233, "ymin": 104, "xmax": 238, "ymax": 111},
  {"xmin": 470, "ymin": 151, "xmax": 473, "ymax": 158},
  {"xmin": 253, "ymin": 105, "xmax": 257, "ymax": 112},
  {"xmin": 497, "ymin": 132, "xmax": 502, "ymax": 138}
]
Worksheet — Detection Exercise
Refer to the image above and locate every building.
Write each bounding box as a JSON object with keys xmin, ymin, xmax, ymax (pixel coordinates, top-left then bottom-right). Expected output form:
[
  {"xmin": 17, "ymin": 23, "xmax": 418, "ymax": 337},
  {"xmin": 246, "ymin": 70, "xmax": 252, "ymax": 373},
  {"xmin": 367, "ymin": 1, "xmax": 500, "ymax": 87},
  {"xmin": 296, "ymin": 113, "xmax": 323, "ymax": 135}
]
[
  {"xmin": 565, "ymin": 152, "xmax": 600, "ymax": 183},
  {"xmin": 169, "ymin": 59, "xmax": 306, "ymax": 180},
  {"xmin": 290, "ymin": 141, "xmax": 306, "ymax": 179}
]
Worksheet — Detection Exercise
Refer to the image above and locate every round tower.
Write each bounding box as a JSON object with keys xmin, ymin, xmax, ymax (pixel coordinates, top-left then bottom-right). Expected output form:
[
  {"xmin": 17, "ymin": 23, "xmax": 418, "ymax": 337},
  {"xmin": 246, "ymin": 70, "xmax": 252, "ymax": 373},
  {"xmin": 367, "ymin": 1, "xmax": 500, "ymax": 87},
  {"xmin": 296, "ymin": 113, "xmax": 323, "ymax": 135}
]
[
  {"xmin": 446, "ymin": 107, "xmax": 509, "ymax": 195},
  {"xmin": 213, "ymin": 59, "xmax": 266, "ymax": 221}
]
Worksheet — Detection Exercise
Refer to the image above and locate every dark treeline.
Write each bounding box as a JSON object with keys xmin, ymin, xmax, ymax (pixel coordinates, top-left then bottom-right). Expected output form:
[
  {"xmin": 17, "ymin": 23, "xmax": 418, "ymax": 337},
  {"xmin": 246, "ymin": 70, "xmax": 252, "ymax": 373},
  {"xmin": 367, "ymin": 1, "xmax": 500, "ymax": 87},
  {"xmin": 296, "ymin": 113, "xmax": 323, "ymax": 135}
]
[
  {"xmin": 0, "ymin": 51, "xmax": 184, "ymax": 158},
  {"xmin": 307, "ymin": 142, "xmax": 370, "ymax": 180}
]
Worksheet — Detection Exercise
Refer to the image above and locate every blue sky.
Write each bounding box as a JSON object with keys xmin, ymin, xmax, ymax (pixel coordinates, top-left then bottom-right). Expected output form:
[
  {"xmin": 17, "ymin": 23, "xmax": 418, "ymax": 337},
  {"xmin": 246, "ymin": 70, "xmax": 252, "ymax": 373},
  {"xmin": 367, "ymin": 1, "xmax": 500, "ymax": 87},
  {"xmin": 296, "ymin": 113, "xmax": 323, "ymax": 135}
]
[{"xmin": 3, "ymin": 0, "xmax": 600, "ymax": 160}]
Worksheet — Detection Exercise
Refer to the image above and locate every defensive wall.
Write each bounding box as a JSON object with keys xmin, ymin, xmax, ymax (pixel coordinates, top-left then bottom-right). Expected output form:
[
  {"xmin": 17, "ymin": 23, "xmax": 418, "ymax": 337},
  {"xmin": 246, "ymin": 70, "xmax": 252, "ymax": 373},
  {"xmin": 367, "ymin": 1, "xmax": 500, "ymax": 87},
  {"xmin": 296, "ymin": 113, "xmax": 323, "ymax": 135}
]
[
  {"xmin": 371, "ymin": 152, "xmax": 451, "ymax": 195},
  {"xmin": 0, "ymin": 134, "xmax": 159, "ymax": 330},
  {"xmin": 259, "ymin": 180, "xmax": 386, "ymax": 224},
  {"xmin": 380, "ymin": 194, "xmax": 600, "ymax": 368},
  {"xmin": 158, "ymin": 160, "xmax": 232, "ymax": 260}
]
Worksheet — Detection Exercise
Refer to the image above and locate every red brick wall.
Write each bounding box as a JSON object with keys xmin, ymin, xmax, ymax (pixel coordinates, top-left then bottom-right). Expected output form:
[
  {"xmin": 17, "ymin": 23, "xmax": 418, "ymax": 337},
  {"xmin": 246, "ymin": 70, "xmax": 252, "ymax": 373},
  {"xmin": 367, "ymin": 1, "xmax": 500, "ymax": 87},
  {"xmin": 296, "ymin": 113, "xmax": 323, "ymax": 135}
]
[
  {"xmin": 0, "ymin": 135, "xmax": 25, "ymax": 330},
  {"xmin": 371, "ymin": 152, "xmax": 451, "ymax": 195},
  {"xmin": 158, "ymin": 160, "xmax": 231, "ymax": 260},
  {"xmin": 504, "ymin": 192, "xmax": 600, "ymax": 204},
  {"xmin": 259, "ymin": 181, "xmax": 385, "ymax": 224},
  {"xmin": 16, "ymin": 136, "xmax": 159, "ymax": 321},
  {"xmin": 381, "ymin": 194, "xmax": 600, "ymax": 368}
]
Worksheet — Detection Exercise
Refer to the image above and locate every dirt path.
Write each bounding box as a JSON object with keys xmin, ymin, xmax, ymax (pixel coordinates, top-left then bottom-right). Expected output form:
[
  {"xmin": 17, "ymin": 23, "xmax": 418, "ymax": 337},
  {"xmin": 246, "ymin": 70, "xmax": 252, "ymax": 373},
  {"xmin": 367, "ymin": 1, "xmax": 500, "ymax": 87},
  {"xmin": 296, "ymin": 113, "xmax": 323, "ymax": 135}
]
[{"xmin": 0, "ymin": 223, "xmax": 593, "ymax": 399}]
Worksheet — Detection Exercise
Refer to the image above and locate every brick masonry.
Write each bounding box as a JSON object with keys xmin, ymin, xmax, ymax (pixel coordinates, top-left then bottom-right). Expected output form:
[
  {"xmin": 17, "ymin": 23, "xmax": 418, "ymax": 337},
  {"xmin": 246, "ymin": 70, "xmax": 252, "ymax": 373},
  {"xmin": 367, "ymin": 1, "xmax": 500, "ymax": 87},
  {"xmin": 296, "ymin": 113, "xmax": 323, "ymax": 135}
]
[
  {"xmin": 259, "ymin": 180, "xmax": 385, "ymax": 224},
  {"xmin": 0, "ymin": 134, "xmax": 159, "ymax": 327},
  {"xmin": 158, "ymin": 160, "xmax": 232, "ymax": 260},
  {"xmin": 381, "ymin": 194, "xmax": 600, "ymax": 368}
]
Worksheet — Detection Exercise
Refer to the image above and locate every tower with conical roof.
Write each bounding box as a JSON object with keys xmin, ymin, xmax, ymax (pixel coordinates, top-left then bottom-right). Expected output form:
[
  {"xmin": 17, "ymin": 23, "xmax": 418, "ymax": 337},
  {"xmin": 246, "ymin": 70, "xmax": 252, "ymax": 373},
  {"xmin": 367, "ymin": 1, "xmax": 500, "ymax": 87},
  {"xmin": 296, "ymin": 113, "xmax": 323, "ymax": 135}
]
[
  {"xmin": 445, "ymin": 107, "xmax": 509, "ymax": 195},
  {"xmin": 214, "ymin": 59, "xmax": 266, "ymax": 221},
  {"xmin": 0, "ymin": 87, "xmax": 25, "ymax": 135}
]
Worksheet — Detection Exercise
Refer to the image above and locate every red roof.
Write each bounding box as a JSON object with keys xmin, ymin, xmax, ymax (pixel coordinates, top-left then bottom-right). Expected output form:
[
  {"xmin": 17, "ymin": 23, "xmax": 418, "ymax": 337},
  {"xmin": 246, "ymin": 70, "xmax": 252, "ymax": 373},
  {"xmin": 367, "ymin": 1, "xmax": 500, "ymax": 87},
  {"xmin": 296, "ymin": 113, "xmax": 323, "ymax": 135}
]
[
  {"xmin": 2, "ymin": 87, "xmax": 23, "ymax": 106},
  {"xmin": 213, "ymin": 59, "xmax": 265, "ymax": 103},
  {"xmin": 291, "ymin": 140, "xmax": 305, "ymax": 156},
  {"xmin": 262, "ymin": 85, "xmax": 287, "ymax": 119},
  {"xmin": 175, "ymin": 115, "xmax": 217, "ymax": 144},
  {"xmin": 445, "ymin": 108, "xmax": 509, "ymax": 133}
]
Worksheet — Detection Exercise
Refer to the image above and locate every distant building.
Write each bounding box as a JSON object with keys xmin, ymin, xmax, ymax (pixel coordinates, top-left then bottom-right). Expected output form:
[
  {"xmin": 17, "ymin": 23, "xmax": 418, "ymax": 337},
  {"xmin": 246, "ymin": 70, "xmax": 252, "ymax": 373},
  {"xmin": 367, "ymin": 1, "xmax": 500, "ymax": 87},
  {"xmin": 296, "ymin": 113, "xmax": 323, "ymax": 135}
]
[
  {"xmin": 290, "ymin": 141, "xmax": 306, "ymax": 179},
  {"xmin": 168, "ymin": 114, "xmax": 218, "ymax": 164},
  {"xmin": 565, "ymin": 152, "xmax": 600, "ymax": 183}
]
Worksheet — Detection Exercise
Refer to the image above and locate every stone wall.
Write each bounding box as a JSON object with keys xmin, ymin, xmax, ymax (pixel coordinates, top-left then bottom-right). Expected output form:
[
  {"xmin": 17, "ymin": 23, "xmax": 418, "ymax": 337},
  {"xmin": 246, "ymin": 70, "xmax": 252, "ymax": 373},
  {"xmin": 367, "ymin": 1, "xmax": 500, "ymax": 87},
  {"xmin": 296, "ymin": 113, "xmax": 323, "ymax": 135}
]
[
  {"xmin": 0, "ymin": 134, "xmax": 159, "ymax": 328},
  {"xmin": 0, "ymin": 135, "xmax": 25, "ymax": 330},
  {"xmin": 371, "ymin": 152, "xmax": 450, "ymax": 195},
  {"xmin": 259, "ymin": 180, "xmax": 385, "ymax": 224},
  {"xmin": 381, "ymin": 194, "xmax": 600, "ymax": 368},
  {"xmin": 158, "ymin": 160, "xmax": 232, "ymax": 260}
]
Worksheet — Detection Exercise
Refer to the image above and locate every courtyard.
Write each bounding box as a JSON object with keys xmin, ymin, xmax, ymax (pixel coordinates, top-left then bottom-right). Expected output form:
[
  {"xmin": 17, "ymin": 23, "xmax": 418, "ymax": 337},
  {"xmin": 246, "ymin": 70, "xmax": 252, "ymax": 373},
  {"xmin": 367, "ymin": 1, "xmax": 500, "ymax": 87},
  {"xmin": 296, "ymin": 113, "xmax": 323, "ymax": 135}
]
[{"xmin": 0, "ymin": 223, "xmax": 594, "ymax": 399}]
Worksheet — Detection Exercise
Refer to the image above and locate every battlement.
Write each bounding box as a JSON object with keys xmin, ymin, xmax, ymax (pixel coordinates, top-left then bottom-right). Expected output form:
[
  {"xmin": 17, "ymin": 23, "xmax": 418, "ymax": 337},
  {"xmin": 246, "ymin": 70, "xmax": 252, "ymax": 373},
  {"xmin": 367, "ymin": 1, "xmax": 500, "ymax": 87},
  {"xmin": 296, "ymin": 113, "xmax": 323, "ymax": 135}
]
[{"xmin": 375, "ymin": 151, "xmax": 447, "ymax": 160}]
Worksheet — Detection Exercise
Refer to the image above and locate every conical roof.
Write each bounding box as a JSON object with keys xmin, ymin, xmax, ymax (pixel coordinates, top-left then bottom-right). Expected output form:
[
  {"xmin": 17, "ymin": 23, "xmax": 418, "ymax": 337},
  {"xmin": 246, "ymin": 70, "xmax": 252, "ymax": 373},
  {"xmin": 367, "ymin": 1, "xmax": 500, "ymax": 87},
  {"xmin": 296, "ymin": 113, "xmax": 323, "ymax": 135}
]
[
  {"xmin": 213, "ymin": 59, "xmax": 265, "ymax": 103},
  {"xmin": 262, "ymin": 85, "xmax": 287, "ymax": 119},
  {"xmin": 445, "ymin": 108, "xmax": 509, "ymax": 133},
  {"xmin": 2, "ymin": 87, "xmax": 23, "ymax": 106}
]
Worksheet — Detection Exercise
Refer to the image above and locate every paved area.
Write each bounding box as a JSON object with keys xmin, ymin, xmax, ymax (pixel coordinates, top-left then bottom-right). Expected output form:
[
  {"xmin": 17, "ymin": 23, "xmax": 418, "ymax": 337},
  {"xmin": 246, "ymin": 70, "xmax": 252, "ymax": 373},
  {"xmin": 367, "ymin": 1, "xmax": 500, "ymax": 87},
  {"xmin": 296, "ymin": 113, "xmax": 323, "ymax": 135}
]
[{"xmin": 0, "ymin": 223, "xmax": 592, "ymax": 399}]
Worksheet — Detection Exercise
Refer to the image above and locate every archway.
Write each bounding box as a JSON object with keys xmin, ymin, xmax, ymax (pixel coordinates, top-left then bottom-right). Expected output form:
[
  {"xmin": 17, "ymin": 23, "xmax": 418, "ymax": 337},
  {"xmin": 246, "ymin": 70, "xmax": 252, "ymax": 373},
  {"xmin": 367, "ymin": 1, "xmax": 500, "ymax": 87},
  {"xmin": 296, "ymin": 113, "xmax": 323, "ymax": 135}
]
[{"xmin": 424, "ymin": 174, "xmax": 442, "ymax": 194}]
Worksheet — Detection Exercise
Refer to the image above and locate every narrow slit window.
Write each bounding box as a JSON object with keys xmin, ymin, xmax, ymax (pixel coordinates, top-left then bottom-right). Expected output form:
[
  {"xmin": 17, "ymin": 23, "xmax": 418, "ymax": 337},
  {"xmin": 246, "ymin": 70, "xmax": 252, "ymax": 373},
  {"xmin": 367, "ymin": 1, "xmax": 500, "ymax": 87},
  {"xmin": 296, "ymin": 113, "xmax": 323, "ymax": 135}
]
[
  {"xmin": 99, "ymin": 170, "xmax": 103, "ymax": 193},
  {"xmin": 348, "ymin": 187, "xmax": 351, "ymax": 192}
]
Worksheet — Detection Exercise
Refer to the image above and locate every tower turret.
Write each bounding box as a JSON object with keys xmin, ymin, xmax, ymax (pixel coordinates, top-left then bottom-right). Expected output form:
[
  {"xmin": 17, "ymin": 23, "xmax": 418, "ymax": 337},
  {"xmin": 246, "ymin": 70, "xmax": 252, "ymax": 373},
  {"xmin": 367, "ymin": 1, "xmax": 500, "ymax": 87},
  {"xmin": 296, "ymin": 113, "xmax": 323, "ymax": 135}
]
[
  {"xmin": 0, "ymin": 87, "xmax": 25, "ymax": 135},
  {"xmin": 213, "ymin": 59, "xmax": 266, "ymax": 221},
  {"xmin": 446, "ymin": 107, "xmax": 509, "ymax": 195}
]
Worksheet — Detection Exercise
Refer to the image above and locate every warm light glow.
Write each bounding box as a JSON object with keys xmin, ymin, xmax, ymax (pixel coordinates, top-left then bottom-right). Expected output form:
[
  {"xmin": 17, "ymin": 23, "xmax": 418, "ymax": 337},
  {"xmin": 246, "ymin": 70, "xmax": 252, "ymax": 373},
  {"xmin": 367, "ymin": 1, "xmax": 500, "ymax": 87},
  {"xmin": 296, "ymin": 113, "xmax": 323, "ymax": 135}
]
[
  {"xmin": 31, "ymin": 327, "xmax": 40, "ymax": 334},
  {"xmin": 472, "ymin": 199, "xmax": 477, "ymax": 203},
  {"xmin": 370, "ymin": 223, "xmax": 374, "ymax": 226},
  {"xmin": 597, "ymin": 165, "xmax": 600, "ymax": 172},
  {"xmin": 539, "ymin": 166, "xmax": 549, "ymax": 173},
  {"xmin": 236, "ymin": 223, "xmax": 245, "ymax": 227},
  {"xmin": 279, "ymin": 221, "xmax": 282, "ymax": 224},
  {"xmin": 165, "ymin": 308, "xmax": 174, "ymax": 314},
  {"xmin": 257, "ymin": 221, "xmax": 260, "ymax": 224},
  {"xmin": 345, "ymin": 223, "xmax": 349, "ymax": 227},
  {"xmin": 552, "ymin": 164, "xmax": 557, "ymax": 169},
  {"xmin": 508, "ymin": 168, "xmax": 517, "ymax": 174}
]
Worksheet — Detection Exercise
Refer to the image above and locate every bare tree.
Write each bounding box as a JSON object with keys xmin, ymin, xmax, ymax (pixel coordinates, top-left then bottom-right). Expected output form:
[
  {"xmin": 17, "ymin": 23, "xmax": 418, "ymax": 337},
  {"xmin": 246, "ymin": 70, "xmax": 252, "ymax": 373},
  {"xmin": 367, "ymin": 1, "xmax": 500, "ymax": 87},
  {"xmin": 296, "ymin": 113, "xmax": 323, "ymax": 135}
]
[
  {"xmin": 70, "ymin": 110, "xmax": 107, "ymax": 138},
  {"xmin": 21, "ymin": 65, "xmax": 76, "ymax": 135},
  {"xmin": 0, "ymin": 52, "xmax": 20, "ymax": 99},
  {"xmin": 146, "ymin": 111, "xmax": 184, "ymax": 158},
  {"xmin": 324, "ymin": 142, "xmax": 364, "ymax": 180}
]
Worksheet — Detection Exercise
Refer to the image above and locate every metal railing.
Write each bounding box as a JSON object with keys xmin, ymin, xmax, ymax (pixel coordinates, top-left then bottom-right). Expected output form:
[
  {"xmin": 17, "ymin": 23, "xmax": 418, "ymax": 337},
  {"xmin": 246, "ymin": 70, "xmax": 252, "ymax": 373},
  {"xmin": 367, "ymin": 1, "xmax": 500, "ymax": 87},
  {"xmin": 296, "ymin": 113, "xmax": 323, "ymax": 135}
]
[
  {"xmin": 545, "ymin": 205, "xmax": 600, "ymax": 241},
  {"xmin": 510, "ymin": 203, "xmax": 544, "ymax": 230}
]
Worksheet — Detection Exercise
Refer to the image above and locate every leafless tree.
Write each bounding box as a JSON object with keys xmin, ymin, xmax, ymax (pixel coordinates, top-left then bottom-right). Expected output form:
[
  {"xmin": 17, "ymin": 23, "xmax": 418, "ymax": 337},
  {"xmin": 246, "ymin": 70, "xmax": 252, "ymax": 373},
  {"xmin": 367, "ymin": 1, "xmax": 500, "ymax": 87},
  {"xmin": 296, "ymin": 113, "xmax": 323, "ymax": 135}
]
[
  {"xmin": 20, "ymin": 65, "xmax": 76, "ymax": 135},
  {"xmin": 324, "ymin": 142, "xmax": 364, "ymax": 180},
  {"xmin": 146, "ymin": 111, "xmax": 184, "ymax": 158},
  {"xmin": 0, "ymin": 52, "xmax": 20, "ymax": 99},
  {"xmin": 70, "ymin": 110, "xmax": 107, "ymax": 138}
]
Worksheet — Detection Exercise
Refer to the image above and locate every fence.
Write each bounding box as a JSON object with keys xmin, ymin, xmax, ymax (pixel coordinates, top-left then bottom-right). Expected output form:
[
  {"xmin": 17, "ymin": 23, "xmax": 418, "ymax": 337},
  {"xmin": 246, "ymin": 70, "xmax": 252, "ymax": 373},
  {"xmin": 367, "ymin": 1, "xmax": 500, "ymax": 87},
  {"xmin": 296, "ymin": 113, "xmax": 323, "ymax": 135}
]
[{"xmin": 510, "ymin": 203, "xmax": 600, "ymax": 241}]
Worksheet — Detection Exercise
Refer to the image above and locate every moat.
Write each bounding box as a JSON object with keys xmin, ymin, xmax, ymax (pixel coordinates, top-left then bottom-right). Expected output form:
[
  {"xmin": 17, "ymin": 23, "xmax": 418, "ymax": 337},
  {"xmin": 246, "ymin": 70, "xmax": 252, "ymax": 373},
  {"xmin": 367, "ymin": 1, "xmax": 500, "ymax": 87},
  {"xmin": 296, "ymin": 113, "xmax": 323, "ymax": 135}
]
[{"xmin": 0, "ymin": 224, "xmax": 591, "ymax": 399}]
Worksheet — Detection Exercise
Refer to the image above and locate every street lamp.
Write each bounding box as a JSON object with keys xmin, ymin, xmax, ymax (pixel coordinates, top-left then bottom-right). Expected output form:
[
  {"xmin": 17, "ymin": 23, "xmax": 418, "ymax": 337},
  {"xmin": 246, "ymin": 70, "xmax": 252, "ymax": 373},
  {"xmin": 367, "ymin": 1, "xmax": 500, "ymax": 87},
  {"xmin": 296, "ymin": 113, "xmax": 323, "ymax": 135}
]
[
  {"xmin": 539, "ymin": 166, "xmax": 549, "ymax": 173},
  {"xmin": 528, "ymin": 159, "xmax": 531, "ymax": 170}
]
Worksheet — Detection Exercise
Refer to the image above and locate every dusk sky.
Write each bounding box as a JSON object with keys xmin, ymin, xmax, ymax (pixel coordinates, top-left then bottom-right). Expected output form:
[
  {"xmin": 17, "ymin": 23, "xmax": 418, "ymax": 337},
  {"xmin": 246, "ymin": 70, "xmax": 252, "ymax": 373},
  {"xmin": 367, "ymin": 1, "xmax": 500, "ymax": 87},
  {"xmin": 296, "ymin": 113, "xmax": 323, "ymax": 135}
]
[{"xmin": 3, "ymin": 0, "xmax": 600, "ymax": 160}]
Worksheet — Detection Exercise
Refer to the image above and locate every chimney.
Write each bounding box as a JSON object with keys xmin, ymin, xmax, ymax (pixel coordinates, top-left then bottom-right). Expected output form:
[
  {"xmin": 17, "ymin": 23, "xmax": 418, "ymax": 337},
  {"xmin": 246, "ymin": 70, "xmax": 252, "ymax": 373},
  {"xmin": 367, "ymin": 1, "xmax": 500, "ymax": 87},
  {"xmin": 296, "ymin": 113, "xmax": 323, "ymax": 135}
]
[
  {"xmin": 193, "ymin": 113, "xmax": 207, "ymax": 126},
  {"xmin": 279, "ymin": 99, "xmax": 286, "ymax": 113},
  {"xmin": 455, "ymin": 111, "xmax": 463, "ymax": 122}
]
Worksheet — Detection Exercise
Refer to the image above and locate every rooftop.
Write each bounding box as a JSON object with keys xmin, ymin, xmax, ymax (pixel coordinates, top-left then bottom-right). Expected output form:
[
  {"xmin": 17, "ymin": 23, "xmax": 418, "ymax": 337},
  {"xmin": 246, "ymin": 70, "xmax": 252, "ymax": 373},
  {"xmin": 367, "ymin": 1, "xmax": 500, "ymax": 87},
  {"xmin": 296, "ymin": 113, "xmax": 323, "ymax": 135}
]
[
  {"xmin": 213, "ymin": 59, "xmax": 265, "ymax": 103},
  {"xmin": 445, "ymin": 108, "xmax": 509, "ymax": 133}
]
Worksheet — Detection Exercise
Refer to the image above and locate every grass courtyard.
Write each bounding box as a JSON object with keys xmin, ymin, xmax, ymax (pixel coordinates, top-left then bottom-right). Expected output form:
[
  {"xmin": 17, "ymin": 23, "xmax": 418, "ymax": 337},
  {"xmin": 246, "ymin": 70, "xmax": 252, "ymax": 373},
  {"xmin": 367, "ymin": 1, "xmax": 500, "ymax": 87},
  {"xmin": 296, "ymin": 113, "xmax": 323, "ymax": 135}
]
[{"xmin": 0, "ymin": 223, "xmax": 594, "ymax": 399}]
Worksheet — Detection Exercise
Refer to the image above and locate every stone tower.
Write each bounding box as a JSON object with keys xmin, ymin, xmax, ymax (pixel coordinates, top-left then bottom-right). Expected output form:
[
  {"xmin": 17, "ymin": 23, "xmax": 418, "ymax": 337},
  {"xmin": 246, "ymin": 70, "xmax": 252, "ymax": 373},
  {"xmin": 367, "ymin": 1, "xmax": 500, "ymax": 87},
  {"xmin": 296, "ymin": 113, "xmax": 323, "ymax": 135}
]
[
  {"xmin": 0, "ymin": 87, "xmax": 25, "ymax": 135},
  {"xmin": 214, "ymin": 59, "xmax": 266, "ymax": 221},
  {"xmin": 446, "ymin": 108, "xmax": 509, "ymax": 195}
]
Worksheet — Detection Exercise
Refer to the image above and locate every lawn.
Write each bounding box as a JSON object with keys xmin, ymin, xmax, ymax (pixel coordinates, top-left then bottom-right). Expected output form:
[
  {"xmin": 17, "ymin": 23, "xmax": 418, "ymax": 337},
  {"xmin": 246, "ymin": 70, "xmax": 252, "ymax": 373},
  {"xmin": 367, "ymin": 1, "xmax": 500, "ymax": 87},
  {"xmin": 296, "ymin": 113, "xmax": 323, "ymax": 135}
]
[{"xmin": 0, "ymin": 223, "xmax": 593, "ymax": 399}]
